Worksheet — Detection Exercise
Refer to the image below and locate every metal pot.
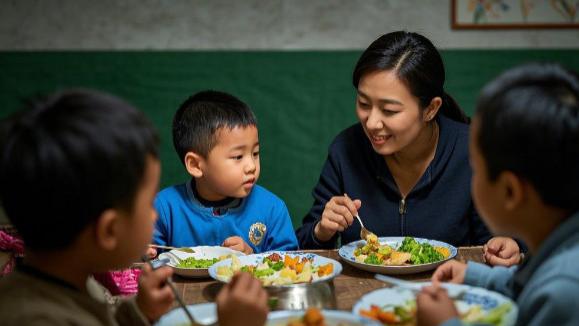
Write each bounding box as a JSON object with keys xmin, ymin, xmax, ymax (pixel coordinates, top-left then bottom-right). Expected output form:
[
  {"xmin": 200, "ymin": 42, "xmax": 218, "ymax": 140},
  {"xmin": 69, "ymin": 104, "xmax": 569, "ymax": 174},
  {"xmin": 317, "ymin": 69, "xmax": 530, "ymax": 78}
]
[{"xmin": 267, "ymin": 280, "xmax": 336, "ymax": 311}]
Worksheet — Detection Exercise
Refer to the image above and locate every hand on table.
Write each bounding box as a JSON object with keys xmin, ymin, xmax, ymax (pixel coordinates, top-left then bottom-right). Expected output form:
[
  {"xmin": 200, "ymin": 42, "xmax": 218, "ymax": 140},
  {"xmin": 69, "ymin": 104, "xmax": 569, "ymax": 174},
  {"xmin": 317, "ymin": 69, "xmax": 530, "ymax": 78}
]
[
  {"xmin": 431, "ymin": 260, "xmax": 467, "ymax": 284},
  {"xmin": 217, "ymin": 272, "xmax": 269, "ymax": 326},
  {"xmin": 136, "ymin": 263, "xmax": 174, "ymax": 322},
  {"xmin": 222, "ymin": 236, "xmax": 254, "ymax": 254},
  {"xmin": 483, "ymin": 236, "xmax": 521, "ymax": 267},
  {"xmin": 416, "ymin": 285, "xmax": 459, "ymax": 326},
  {"xmin": 314, "ymin": 195, "xmax": 361, "ymax": 242}
]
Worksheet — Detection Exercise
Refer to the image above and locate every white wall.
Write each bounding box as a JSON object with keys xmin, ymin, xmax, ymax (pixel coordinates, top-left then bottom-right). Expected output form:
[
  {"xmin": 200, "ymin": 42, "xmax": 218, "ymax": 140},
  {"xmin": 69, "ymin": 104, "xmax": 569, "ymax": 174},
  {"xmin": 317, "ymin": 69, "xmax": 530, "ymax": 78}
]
[{"xmin": 1, "ymin": 0, "xmax": 578, "ymax": 50}]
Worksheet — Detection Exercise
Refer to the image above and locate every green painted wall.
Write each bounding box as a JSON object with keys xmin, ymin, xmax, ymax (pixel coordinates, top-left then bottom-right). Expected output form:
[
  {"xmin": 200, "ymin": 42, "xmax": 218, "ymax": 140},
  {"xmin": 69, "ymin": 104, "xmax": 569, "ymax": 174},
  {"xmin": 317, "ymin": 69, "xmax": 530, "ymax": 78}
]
[{"xmin": 1, "ymin": 50, "xmax": 578, "ymax": 226}]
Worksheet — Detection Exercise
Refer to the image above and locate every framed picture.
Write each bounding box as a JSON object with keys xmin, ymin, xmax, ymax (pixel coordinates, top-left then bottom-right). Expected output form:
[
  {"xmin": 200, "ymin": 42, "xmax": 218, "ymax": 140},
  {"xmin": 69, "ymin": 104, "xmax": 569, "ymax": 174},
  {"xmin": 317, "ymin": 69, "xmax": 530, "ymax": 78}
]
[{"xmin": 452, "ymin": 0, "xmax": 579, "ymax": 29}]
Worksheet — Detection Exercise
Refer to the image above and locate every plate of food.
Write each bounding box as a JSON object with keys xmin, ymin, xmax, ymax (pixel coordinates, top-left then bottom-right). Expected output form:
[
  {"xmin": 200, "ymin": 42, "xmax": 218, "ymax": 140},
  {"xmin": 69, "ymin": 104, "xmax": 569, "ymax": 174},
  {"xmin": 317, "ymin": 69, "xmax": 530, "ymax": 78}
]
[
  {"xmin": 352, "ymin": 283, "xmax": 517, "ymax": 326},
  {"xmin": 338, "ymin": 236, "xmax": 456, "ymax": 275},
  {"xmin": 158, "ymin": 246, "xmax": 243, "ymax": 278},
  {"xmin": 267, "ymin": 307, "xmax": 382, "ymax": 326},
  {"xmin": 155, "ymin": 302, "xmax": 216, "ymax": 326},
  {"xmin": 208, "ymin": 252, "xmax": 342, "ymax": 287}
]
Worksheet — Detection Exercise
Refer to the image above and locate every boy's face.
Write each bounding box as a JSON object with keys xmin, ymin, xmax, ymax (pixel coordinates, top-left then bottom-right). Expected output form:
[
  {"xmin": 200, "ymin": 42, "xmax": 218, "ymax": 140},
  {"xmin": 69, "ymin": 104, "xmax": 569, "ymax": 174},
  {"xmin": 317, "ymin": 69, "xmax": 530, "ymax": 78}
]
[
  {"xmin": 198, "ymin": 125, "xmax": 260, "ymax": 201},
  {"xmin": 116, "ymin": 156, "xmax": 161, "ymax": 265},
  {"xmin": 469, "ymin": 119, "xmax": 512, "ymax": 235}
]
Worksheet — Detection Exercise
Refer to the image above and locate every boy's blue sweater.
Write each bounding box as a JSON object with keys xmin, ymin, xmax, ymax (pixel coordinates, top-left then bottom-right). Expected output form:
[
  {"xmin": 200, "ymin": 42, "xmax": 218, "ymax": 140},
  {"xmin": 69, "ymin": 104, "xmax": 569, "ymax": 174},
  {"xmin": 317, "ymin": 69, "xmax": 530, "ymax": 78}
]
[
  {"xmin": 153, "ymin": 182, "xmax": 298, "ymax": 253},
  {"xmin": 296, "ymin": 115, "xmax": 492, "ymax": 248}
]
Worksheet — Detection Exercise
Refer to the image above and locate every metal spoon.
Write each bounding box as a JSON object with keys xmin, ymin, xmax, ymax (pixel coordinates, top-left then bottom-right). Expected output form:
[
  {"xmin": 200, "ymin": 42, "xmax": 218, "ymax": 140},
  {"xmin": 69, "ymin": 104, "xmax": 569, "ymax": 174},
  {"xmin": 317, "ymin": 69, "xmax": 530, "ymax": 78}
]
[
  {"xmin": 149, "ymin": 244, "xmax": 196, "ymax": 253},
  {"xmin": 375, "ymin": 274, "xmax": 467, "ymax": 299},
  {"xmin": 344, "ymin": 193, "xmax": 375, "ymax": 241}
]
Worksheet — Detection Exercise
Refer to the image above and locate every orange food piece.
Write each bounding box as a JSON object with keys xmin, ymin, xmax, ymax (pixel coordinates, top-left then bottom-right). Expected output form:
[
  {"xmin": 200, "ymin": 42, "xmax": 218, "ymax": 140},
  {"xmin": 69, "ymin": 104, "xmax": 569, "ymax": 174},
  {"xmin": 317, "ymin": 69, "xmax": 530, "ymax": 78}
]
[
  {"xmin": 317, "ymin": 263, "xmax": 334, "ymax": 277},
  {"xmin": 302, "ymin": 307, "xmax": 324, "ymax": 325},
  {"xmin": 377, "ymin": 310, "xmax": 398, "ymax": 324},
  {"xmin": 285, "ymin": 255, "xmax": 299, "ymax": 269},
  {"xmin": 296, "ymin": 261, "xmax": 305, "ymax": 273}
]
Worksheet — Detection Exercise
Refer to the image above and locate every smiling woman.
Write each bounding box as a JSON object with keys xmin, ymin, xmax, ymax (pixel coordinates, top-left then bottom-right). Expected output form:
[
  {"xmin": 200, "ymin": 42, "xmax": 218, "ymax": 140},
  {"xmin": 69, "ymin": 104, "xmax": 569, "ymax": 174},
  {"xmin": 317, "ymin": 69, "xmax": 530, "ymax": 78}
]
[{"xmin": 295, "ymin": 31, "xmax": 521, "ymax": 267}]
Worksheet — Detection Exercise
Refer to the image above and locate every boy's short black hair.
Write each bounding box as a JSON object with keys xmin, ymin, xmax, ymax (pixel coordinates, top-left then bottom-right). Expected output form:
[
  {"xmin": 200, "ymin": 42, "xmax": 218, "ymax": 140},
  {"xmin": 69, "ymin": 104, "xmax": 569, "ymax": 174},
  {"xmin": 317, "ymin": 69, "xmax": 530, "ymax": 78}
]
[
  {"xmin": 172, "ymin": 90, "xmax": 257, "ymax": 162},
  {"xmin": 476, "ymin": 63, "xmax": 579, "ymax": 211},
  {"xmin": 0, "ymin": 89, "xmax": 159, "ymax": 251}
]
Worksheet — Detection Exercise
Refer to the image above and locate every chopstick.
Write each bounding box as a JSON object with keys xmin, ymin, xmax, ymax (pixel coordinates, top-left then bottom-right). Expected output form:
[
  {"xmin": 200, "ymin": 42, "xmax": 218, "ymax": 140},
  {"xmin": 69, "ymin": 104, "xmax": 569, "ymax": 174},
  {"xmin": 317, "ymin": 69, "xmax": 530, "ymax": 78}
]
[{"xmin": 143, "ymin": 256, "xmax": 198, "ymax": 326}]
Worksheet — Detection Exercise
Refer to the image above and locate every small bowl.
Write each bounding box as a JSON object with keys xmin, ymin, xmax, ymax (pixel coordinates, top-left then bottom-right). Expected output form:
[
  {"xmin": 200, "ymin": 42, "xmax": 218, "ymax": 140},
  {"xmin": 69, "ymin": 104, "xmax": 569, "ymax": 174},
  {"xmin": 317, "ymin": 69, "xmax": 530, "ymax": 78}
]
[{"xmin": 267, "ymin": 279, "xmax": 337, "ymax": 311}]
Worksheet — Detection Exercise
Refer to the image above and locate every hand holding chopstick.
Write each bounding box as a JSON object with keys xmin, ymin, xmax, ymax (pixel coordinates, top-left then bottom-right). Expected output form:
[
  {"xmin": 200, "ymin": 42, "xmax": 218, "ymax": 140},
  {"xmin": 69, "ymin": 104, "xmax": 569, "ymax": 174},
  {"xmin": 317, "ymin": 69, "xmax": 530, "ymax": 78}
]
[{"xmin": 135, "ymin": 257, "xmax": 176, "ymax": 322}]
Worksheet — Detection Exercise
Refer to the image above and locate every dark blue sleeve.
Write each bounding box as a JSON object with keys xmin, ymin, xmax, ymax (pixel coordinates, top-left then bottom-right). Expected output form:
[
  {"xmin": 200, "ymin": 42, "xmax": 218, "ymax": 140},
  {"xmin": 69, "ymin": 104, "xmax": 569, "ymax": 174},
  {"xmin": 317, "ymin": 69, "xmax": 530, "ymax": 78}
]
[{"xmin": 295, "ymin": 148, "xmax": 341, "ymax": 249}]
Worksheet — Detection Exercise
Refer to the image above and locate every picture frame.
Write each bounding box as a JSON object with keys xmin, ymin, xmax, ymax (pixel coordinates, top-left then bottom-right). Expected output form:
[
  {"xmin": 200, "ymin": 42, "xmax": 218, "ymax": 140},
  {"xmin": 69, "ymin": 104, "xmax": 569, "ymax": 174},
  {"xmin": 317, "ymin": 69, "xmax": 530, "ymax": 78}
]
[{"xmin": 451, "ymin": 0, "xmax": 579, "ymax": 29}]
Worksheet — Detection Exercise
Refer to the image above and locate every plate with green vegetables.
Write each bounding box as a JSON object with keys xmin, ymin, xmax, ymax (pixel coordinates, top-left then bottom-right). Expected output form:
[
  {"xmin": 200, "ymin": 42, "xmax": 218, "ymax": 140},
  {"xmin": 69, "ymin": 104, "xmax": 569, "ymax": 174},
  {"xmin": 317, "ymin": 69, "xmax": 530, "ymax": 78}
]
[
  {"xmin": 338, "ymin": 237, "xmax": 457, "ymax": 275},
  {"xmin": 158, "ymin": 246, "xmax": 244, "ymax": 278}
]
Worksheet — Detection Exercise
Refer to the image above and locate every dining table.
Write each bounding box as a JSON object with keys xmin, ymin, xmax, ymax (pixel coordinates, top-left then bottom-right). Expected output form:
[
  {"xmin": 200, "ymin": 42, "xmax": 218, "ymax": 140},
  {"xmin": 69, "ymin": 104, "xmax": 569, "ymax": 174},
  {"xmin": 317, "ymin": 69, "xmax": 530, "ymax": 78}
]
[{"xmin": 171, "ymin": 246, "xmax": 485, "ymax": 311}]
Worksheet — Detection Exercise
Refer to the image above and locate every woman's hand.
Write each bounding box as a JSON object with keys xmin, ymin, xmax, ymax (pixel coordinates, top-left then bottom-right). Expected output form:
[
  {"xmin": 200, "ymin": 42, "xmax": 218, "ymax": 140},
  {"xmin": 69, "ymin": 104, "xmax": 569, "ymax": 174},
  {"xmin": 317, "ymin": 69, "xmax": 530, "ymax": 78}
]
[
  {"xmin": 314, "ymin": 195, "xmax": 361, "ymax": 242},
  {"xmin": 431, "ymin": 260, "xmax": 467, "ymax": 284},
  {"xmin": 222, "ymin": 236, "xmax": 254, "ymax": 254},
  {"xmin": 483, "ymin": 236, "xmax": 521, "ymax": 267},
  {"xmin": 416, "ymin": 285, "xmax": 459, "ymax": 326},
  {"xmin": 217, "ymin": 272, "xmax": 269, "ymax": 326},
  {"xmin": 136, "ymin": 264, "xmax": 175, "ymax": 322}
]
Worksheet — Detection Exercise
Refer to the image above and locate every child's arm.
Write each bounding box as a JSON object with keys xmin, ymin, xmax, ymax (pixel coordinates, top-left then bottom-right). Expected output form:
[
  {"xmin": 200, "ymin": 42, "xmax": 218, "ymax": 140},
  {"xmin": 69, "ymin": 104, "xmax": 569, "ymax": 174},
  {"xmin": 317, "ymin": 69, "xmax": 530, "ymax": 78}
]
[
  {"xmin": 216, "ymin": 272, "xmax": 269, "ymax": 326},
  {"xmin": 416, "ymin": 285, "xmax": 460, "ymax": 326},
  {"xmin": 263, "ymin": 201, "xmax": 298, "ymax": 251},
  {"xmin": 152, "ymin": 197, "xmax": 170, "ymax": 246},
  {"xmin": 432, "ymin": 260, "xmax": 517, "ymax": 298}
]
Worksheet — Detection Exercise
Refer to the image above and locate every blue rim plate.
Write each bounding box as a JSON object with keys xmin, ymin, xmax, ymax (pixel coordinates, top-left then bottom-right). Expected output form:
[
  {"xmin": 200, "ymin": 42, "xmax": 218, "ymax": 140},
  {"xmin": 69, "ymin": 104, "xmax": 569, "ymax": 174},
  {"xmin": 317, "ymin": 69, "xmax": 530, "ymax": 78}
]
[
  {"xmin": 155, "ymin": 302, "xmax": 217, "ymax": 326},
  {"xmin": 352, "ymin": 283, "xmax": 518, "ymax": 326},
  {"xmin": 338, "ymin": 236, "xmax": 457, "ymax": 275},
  {"xmin": 267, "ymin": 309, "xmax": 382, "ymax": 325},
  {"xmin": 158, "ymin": 246, "xmax": 244, "ymax": 278},
  {"xmin": 208, "ymin": 251, "xmax": 342, "ymax": 287}
]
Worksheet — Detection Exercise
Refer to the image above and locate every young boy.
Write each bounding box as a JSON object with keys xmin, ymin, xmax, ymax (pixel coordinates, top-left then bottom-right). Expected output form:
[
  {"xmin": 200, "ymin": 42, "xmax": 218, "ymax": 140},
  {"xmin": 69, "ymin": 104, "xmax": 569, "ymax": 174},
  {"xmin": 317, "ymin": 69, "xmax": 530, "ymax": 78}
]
[
  {"xmin": 0, "ymin": 90, "xmax": 268, "ymax": 326},
  {"xmin": 153, "ymin": 90, "xmax": 298, "ymax": 254},
  {"xmin": 416, "ymin": 63, "xmax": 579, "ymax": 325}
]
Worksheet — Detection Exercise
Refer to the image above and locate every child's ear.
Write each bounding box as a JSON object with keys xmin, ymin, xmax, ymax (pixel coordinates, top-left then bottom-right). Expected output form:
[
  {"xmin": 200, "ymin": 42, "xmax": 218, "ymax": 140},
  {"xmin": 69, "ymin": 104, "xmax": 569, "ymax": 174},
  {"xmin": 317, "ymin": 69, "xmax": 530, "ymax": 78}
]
[
  {"xmin": 423, "ymin": 96, "xmax": 442, "ymax": 122},
  {"xmin": 500, "ymin": 171, "xmax": 524, "ymax": 211},
  {"xmin": 184, "ymin": 152, "xmax": 204, "ymax": 178},
  {"xmin": 94, "ymin": 209, "xmax": 120, "ymax": 251}
]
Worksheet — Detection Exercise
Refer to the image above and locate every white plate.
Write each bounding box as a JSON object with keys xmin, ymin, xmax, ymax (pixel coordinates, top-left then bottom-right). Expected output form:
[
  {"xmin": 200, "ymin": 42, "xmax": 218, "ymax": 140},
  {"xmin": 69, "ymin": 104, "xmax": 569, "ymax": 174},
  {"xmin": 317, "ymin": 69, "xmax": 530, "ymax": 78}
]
[
  {"xmin": 338, "ymin": 237, "xmax": 457, "ymax": 275},
  {"xmin": 267, "ymin": 309, "xmax": 382, "ymax": 326},
  {"xmin": 158, "ymin": 246, "xmax": 244, "ymax": 278},
  {"xmin": 155, "ymin": 302, "xmax": 217, "ymax": 326},
  {"xmin": 353, "ymin": 283, "xmax": 518, "ymax": 326},
  {"xmin": 208, "ymin": 251, "xmax": 342, "ymax": 287},
  {"xmin": 156, "ymin": 306, "xmax": 381, "ymax": 326}
]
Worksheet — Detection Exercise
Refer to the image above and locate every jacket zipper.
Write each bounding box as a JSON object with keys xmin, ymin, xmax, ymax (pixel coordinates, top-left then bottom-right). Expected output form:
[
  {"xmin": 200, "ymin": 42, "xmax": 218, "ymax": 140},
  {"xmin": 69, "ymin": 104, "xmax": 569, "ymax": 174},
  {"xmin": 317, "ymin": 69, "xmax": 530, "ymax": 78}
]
[{"xmin": 399, "ymin": 197, "xmax": 407, "ymax": 235}]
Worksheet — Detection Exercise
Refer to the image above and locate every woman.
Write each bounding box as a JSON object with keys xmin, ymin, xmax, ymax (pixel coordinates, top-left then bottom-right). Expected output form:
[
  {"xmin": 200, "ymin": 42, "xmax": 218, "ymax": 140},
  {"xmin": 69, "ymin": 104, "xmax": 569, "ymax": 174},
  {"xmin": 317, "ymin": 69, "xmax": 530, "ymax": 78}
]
[{"xmin": 296, "ymin": 31, "xmax": 521, "ymax": 266}]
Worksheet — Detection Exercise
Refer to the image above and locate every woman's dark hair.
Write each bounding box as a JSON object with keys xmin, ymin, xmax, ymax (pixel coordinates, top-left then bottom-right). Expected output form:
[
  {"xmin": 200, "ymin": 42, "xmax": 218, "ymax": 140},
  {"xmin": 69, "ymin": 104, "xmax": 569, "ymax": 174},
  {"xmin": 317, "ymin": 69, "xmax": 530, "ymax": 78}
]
[
  {"xmin": 476, "ymin": 63, "xmax": 579, "ymax": 211},
  {"xmin": 173, "ymin": 90, "xmax": 257, "ymax": 162},
  {"xmin": 0, "ymin": 89, "xmax": 159, "ymax": 250},
  {"xmin": 353, "ymin": 31, "xmax": 469, "ymax": 123}
]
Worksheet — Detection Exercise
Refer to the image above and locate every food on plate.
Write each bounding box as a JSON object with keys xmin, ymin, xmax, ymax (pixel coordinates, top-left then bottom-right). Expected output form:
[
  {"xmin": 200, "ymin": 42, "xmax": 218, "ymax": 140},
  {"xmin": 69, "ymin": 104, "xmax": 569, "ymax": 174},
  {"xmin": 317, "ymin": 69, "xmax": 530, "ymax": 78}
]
[
  {"xmin": 216, "ymin": 253, "xmax": 334, "ymax": 286},
  {"xmin": 354, "ymin": 237, "xmax": 449, "ymax": 266},
  {"xmin": 176, "ymin": 256, "xmax": 223, "ymax": 269},
  {"xmin": 286, "ymin": 307, "xmax": 325, "ymax": 326},
  {"xmin": 359, "ymin": 300, "xmax": 512, "ymax": 325}
]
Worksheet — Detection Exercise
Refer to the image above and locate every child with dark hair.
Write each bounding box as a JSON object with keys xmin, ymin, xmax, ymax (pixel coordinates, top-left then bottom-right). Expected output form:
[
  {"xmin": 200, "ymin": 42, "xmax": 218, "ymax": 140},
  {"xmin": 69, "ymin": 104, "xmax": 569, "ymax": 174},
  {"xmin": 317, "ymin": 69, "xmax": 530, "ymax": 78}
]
[
  {"xmin": 0, "ymin": 90, "xmax": 269, "ymax": 326},
  {"xmin": 417, "ymin": 63, "xmax": 579, "ymax": 325},
  {"xmin": 153, "ymin": 90, "xmax": 298, "ymax": 254}
]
